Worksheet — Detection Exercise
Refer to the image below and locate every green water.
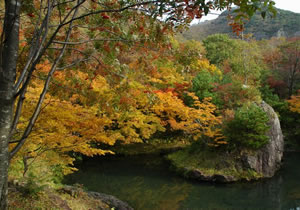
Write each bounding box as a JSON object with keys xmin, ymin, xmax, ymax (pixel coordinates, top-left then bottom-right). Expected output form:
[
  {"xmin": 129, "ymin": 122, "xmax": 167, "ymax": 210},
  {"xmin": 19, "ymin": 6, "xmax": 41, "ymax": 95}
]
[{"xmin": 66, "ymin": 153, "xmax": 300, "ymax": 210}]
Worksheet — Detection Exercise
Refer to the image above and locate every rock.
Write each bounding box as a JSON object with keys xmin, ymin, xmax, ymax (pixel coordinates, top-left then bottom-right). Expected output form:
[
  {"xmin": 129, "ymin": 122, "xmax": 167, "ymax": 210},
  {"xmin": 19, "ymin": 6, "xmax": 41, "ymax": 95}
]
[
  {"xmin": 88, "ymin": 191, "xmax": 134, "ymax": 210},
  {"xmin": 183, "ymin": 168, "xmax": 237, "ymax": 183},
  {"xmin": 48, "ymin": 193, "xmax": 72, "ymax": 210},
  {"xmin": 61, "ymin": 185, "xmax": 80, "ymax": 197},
  {"xmin": 241, "ymin": 101, "xmax": 284, "ymax": 177},
  {"xmin": 61, "ymin": 185, "xmax": 134, "ymax": 210},
  {"xmin": 168, "ymin": 101, "xmax": 284, "ymax": 183},
  {"xmin": 275, "ymin": 28, "xmax": 287, "ymax": 38}
]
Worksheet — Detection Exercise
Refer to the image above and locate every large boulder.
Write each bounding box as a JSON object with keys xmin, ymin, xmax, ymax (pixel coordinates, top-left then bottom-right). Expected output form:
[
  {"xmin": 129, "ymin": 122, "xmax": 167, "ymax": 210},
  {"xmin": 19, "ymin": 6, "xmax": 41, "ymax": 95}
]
[
  {"xmin": 241, "ymin": 101, "xmax": 284, "ymax": 177},
  {"xmin": 167, "ymin": 101, "xmax": 284, "ymax": 182},
  {"xmin": 88, "ymin": 191, "xmax": 134, "ymax": 210},
  {"xmin": 61, "ymin": 185, "xmax": 134, "ymax": 210}
]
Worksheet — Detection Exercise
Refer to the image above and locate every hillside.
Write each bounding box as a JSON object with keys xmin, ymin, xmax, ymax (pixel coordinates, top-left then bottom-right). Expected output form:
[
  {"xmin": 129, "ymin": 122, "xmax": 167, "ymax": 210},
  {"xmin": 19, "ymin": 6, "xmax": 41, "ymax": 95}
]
[{"xmin": 183, "ymin": 8, "xmax": 300, "ymax": 40}]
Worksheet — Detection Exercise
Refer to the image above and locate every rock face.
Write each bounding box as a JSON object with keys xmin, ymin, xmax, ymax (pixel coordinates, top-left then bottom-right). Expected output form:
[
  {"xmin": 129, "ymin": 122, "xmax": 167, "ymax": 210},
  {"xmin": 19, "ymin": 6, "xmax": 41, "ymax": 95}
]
[
  {"xmin": 61, "ymin": 185, "xmax": 134, "ymax": 210},
  {"xmin": 241, "ymin": 101, "xmax": 284, "ymax": 178},
  {"xmin": 88, "ymin": 191, "xmax": 134, "ymax": 210}
]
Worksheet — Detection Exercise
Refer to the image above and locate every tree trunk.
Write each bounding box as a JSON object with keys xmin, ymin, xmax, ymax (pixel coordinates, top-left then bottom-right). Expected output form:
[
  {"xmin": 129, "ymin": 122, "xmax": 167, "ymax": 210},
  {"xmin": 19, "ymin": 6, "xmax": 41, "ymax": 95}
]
[{"xmin": 0, "ymin": 0, "xmax": 21, "ymax": 209}]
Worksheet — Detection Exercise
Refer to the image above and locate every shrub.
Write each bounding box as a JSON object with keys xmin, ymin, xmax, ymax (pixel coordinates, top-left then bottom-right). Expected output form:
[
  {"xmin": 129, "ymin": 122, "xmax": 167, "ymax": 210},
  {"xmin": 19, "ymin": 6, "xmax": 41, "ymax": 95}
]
[
  {"xmin": 21, "ymin": 172, "xmax": 47, "ymax": 198},
  {"xmin": 223, "ymin": 104, "xmax": 270, "ymax": 149},
  {"xmin": 190, "ymin": 70, "xmax": 222, "ymax": 107}
]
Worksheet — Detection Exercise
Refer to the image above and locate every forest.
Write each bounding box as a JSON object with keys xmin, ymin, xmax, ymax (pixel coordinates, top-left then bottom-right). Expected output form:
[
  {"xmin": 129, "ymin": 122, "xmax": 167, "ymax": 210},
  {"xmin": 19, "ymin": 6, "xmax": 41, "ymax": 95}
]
[
  {"xmin": 184, "ymin": 7, "xmax": 300, "ymax": 40},
  {"xmin": 0, "ymin": 0, "xmax": 300, "ymax": 209}
]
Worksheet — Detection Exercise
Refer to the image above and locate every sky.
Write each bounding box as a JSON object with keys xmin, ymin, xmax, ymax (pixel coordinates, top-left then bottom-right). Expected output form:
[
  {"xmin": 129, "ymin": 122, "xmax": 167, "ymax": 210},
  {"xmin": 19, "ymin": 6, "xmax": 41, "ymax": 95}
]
[{"xmin": 192, "ymin": 0, "xmax": 300, "ymax": 24}]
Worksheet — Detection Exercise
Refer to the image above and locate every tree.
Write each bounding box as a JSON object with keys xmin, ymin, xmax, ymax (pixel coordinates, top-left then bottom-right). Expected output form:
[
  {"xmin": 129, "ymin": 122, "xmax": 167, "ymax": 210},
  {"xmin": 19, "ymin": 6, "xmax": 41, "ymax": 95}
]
[
  {"xmin": 230, "ymin": 38, "xmax": 264, "ymax": 86},
  {"xmin": 288, "ymin": 90, "xmax": 300, "ymax": 114},
  {"xmin": 223, "ymin": 103, "xmax": 270, "ymax": 149},
  {"xmin": 263, "ymin": 37, "xmax": 300, "ymax": 98},
  {"xmin": 203, "ymin": 34, "xmax": 238, "ymax": 66},
  {"xmin": 278, "ymin": 38, "xmax": 300, "ymax": 97},
  {"xmin": 0, "ymin": 0, "xmax": 276, "ymax": 208}
]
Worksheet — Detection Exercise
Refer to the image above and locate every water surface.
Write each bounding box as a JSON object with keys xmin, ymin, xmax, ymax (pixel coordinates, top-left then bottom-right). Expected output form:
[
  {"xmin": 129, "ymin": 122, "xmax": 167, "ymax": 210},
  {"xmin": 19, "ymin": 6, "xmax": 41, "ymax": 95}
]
[{"xmin": 66, "ymin": 153, "xmax": 300, "ymax": 210}]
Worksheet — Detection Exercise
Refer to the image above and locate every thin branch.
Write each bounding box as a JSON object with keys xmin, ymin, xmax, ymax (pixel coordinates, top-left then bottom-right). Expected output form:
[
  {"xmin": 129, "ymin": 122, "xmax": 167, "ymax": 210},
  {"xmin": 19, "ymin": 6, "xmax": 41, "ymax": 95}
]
[
  {"xmin": 10, "ymin": 90, "xmax": 26, "ymax": 136},
  {"xmin": 66, "ymin": 47, "xmax": 103, "ymax": 65},
  {"xmin": 8, "ymin": 93, "xmax": 54, "ymax": 144},
  {"xmin": 52, "ymin": 38, "xmax": 130, "ymax": 45},
  {"xmin": 59, "ymin": 0, "xmax": 158, "ymax": 27},
  {"xmin": 15, "ymin": 0, "xmax": 85, "ymax": 97},
  {"xmin": 10, "ymin": 2, "xmax": 80, "ymax": 159},
  {"xmin": 15, "ymin": 0, "xmax": 53, "ymax": 91},
  {"xmin": 56, "ymin": 57, "xmax": 90, "ymax": 70},
  {"xmin": 11, "ymin": 0, "xmax": 53, "ymax": 136},
  {"xmin": 53, "ymin": 0, "xmax": 77, "ymax": 7},
  {"xmin": 63, "ymin": 47, "xmax": 126, "ymax": 78}
]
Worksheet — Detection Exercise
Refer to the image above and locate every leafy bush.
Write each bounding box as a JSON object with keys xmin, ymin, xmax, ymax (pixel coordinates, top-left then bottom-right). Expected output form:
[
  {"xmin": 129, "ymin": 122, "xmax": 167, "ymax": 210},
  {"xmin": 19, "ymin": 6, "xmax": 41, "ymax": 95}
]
[
  {"xmin": 223, "ymin": 104, "xmax": 270, "ymax": 149},
  {"xmin": 203, "ymin": 34, "xmax": 238, "ymax": 65},
  {"xmin": 190, "ymin": 70, "xmax": 223, "ymax": 107},
  {"xmin": 192, "ymin": 70, "xmax": 216, "ymax": 99},
  {"xmin": 260, "ymin": 85, "xmax": 288, "ymax": 113},
  {"xmin": 22, "ymin": 172, "xmax": 47, "ymax": 198}
]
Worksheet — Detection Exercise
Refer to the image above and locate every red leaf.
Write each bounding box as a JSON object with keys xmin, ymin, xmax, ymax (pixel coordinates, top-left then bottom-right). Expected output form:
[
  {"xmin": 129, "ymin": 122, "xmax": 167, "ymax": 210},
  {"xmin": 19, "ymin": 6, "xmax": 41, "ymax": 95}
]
[
  {"xmin": 27, "ymin": 13, "xmax": 35, "ymax": 18},
  {"xmin": 101, "ymin": 14, "xmax": 110, "ymax": 19}
]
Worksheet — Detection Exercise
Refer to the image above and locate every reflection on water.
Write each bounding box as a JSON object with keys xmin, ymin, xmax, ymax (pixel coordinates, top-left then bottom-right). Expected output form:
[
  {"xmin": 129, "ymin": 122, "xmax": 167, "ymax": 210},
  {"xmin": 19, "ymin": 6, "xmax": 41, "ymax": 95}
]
[{"xmin": 66, "ymin": 153, "xmax": 300, "ymax": 210}]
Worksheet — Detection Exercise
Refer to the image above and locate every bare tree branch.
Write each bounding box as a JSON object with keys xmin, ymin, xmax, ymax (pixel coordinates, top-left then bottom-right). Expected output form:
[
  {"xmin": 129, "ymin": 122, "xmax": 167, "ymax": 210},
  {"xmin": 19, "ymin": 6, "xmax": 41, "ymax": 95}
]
[
  {"xmin": 10, "ymin": 2, "xmax": 81, "ymax": 158},
  {"xmin": 56, "ymin": 57, "xmax": 91, "ymax": 70},
  {"xmin": 59, "ymin": 0, "xmax": 158, "ymax": 27},
  {"xmin": 14, "ymin": 0, "xmax": 85, "ymax": 98},
  {"xmin": 15, "ymin": 0, "xmax": 53, "ymax": 91},
  {"xmin": 52, "ymin": 38, "xmax": 130, "ymax": 45}
]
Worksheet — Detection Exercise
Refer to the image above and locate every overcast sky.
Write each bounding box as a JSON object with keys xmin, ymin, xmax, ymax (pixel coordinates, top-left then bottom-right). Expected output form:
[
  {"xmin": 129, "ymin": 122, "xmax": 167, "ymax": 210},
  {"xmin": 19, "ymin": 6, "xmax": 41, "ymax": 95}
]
[
  {"xmin": 274, "ymin": 0, "xmax": 300, "ymax": 13},
  {"xmin": 192, "ymin": 0, "xmax": 300, "ymax": 24}
]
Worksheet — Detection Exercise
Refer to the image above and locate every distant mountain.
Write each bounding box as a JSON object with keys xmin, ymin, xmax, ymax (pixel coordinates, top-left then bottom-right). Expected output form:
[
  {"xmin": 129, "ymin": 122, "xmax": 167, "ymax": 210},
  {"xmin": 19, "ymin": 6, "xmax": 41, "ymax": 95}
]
[{"xmin": 183, "ymin": 8, "xmax": 300, "ymax": 40}]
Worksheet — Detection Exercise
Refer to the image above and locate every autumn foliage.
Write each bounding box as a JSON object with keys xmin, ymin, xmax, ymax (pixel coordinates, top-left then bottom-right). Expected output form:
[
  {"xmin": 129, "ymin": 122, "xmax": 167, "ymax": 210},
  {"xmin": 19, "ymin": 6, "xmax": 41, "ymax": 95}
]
[
  {"xmin": 2, "ymin": 0, "xmax": 289, "ymax": 193},
  {"xmin": 11, "ymin": 25, "xmax": 227, "ymax": 178},
  {"xmin": 288, "ymin": 90, "xmax": 300, "ymax": 114}
]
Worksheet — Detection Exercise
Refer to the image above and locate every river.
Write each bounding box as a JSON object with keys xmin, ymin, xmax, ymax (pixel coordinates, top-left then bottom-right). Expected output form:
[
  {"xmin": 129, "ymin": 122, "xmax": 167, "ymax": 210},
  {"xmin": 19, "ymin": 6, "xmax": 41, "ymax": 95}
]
[{"xmin": 66, "ymin": 152, "xmax": 300, "ymax": 210}]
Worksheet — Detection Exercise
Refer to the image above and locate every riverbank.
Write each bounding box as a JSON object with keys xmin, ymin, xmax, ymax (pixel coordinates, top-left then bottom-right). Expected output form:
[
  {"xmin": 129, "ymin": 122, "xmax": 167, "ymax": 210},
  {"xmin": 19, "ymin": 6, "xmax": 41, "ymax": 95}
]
[
  {"xmin": 166, "ymin": 148, "xmax": 262, "ymax": 183},
  {"xmin": 7, "ymin": 183, "xmax": 133, "ymax": 210}
]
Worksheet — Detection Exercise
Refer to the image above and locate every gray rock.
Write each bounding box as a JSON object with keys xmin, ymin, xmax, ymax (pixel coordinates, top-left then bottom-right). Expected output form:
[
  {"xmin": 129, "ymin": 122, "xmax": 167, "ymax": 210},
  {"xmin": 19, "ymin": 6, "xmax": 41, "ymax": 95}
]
[
  {"xmin": 61, "ymin": 185, "xmax": 134, "ymax": 210},
  {"xmin": 183, "ymin": 168, "xmax": 238, "ymax": 183},
  {"xmin": 169, "ymin": 101, "xmax": 284, "ymax": 183},
  {"xmin": 241, "ymin": 101, "xmax": 284, "ymax": 177},
  {"xmin": 88, "ymin": 191, "xmax": 134, "ymax": 210}
]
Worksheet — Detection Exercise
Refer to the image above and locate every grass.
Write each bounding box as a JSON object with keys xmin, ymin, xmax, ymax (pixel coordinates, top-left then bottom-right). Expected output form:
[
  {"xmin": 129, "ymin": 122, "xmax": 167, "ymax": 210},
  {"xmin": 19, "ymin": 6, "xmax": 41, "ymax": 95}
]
[
  {"xmin": 7, "ymin": 153, "xmax": 111, "ymax": 210},
  {"xmin": 8, "ymin": 184, "xmax": 110, "ymax": 210},
  {"xmin": 167, "ymin": 146, "xmax": 262, "ymax": 181}
]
